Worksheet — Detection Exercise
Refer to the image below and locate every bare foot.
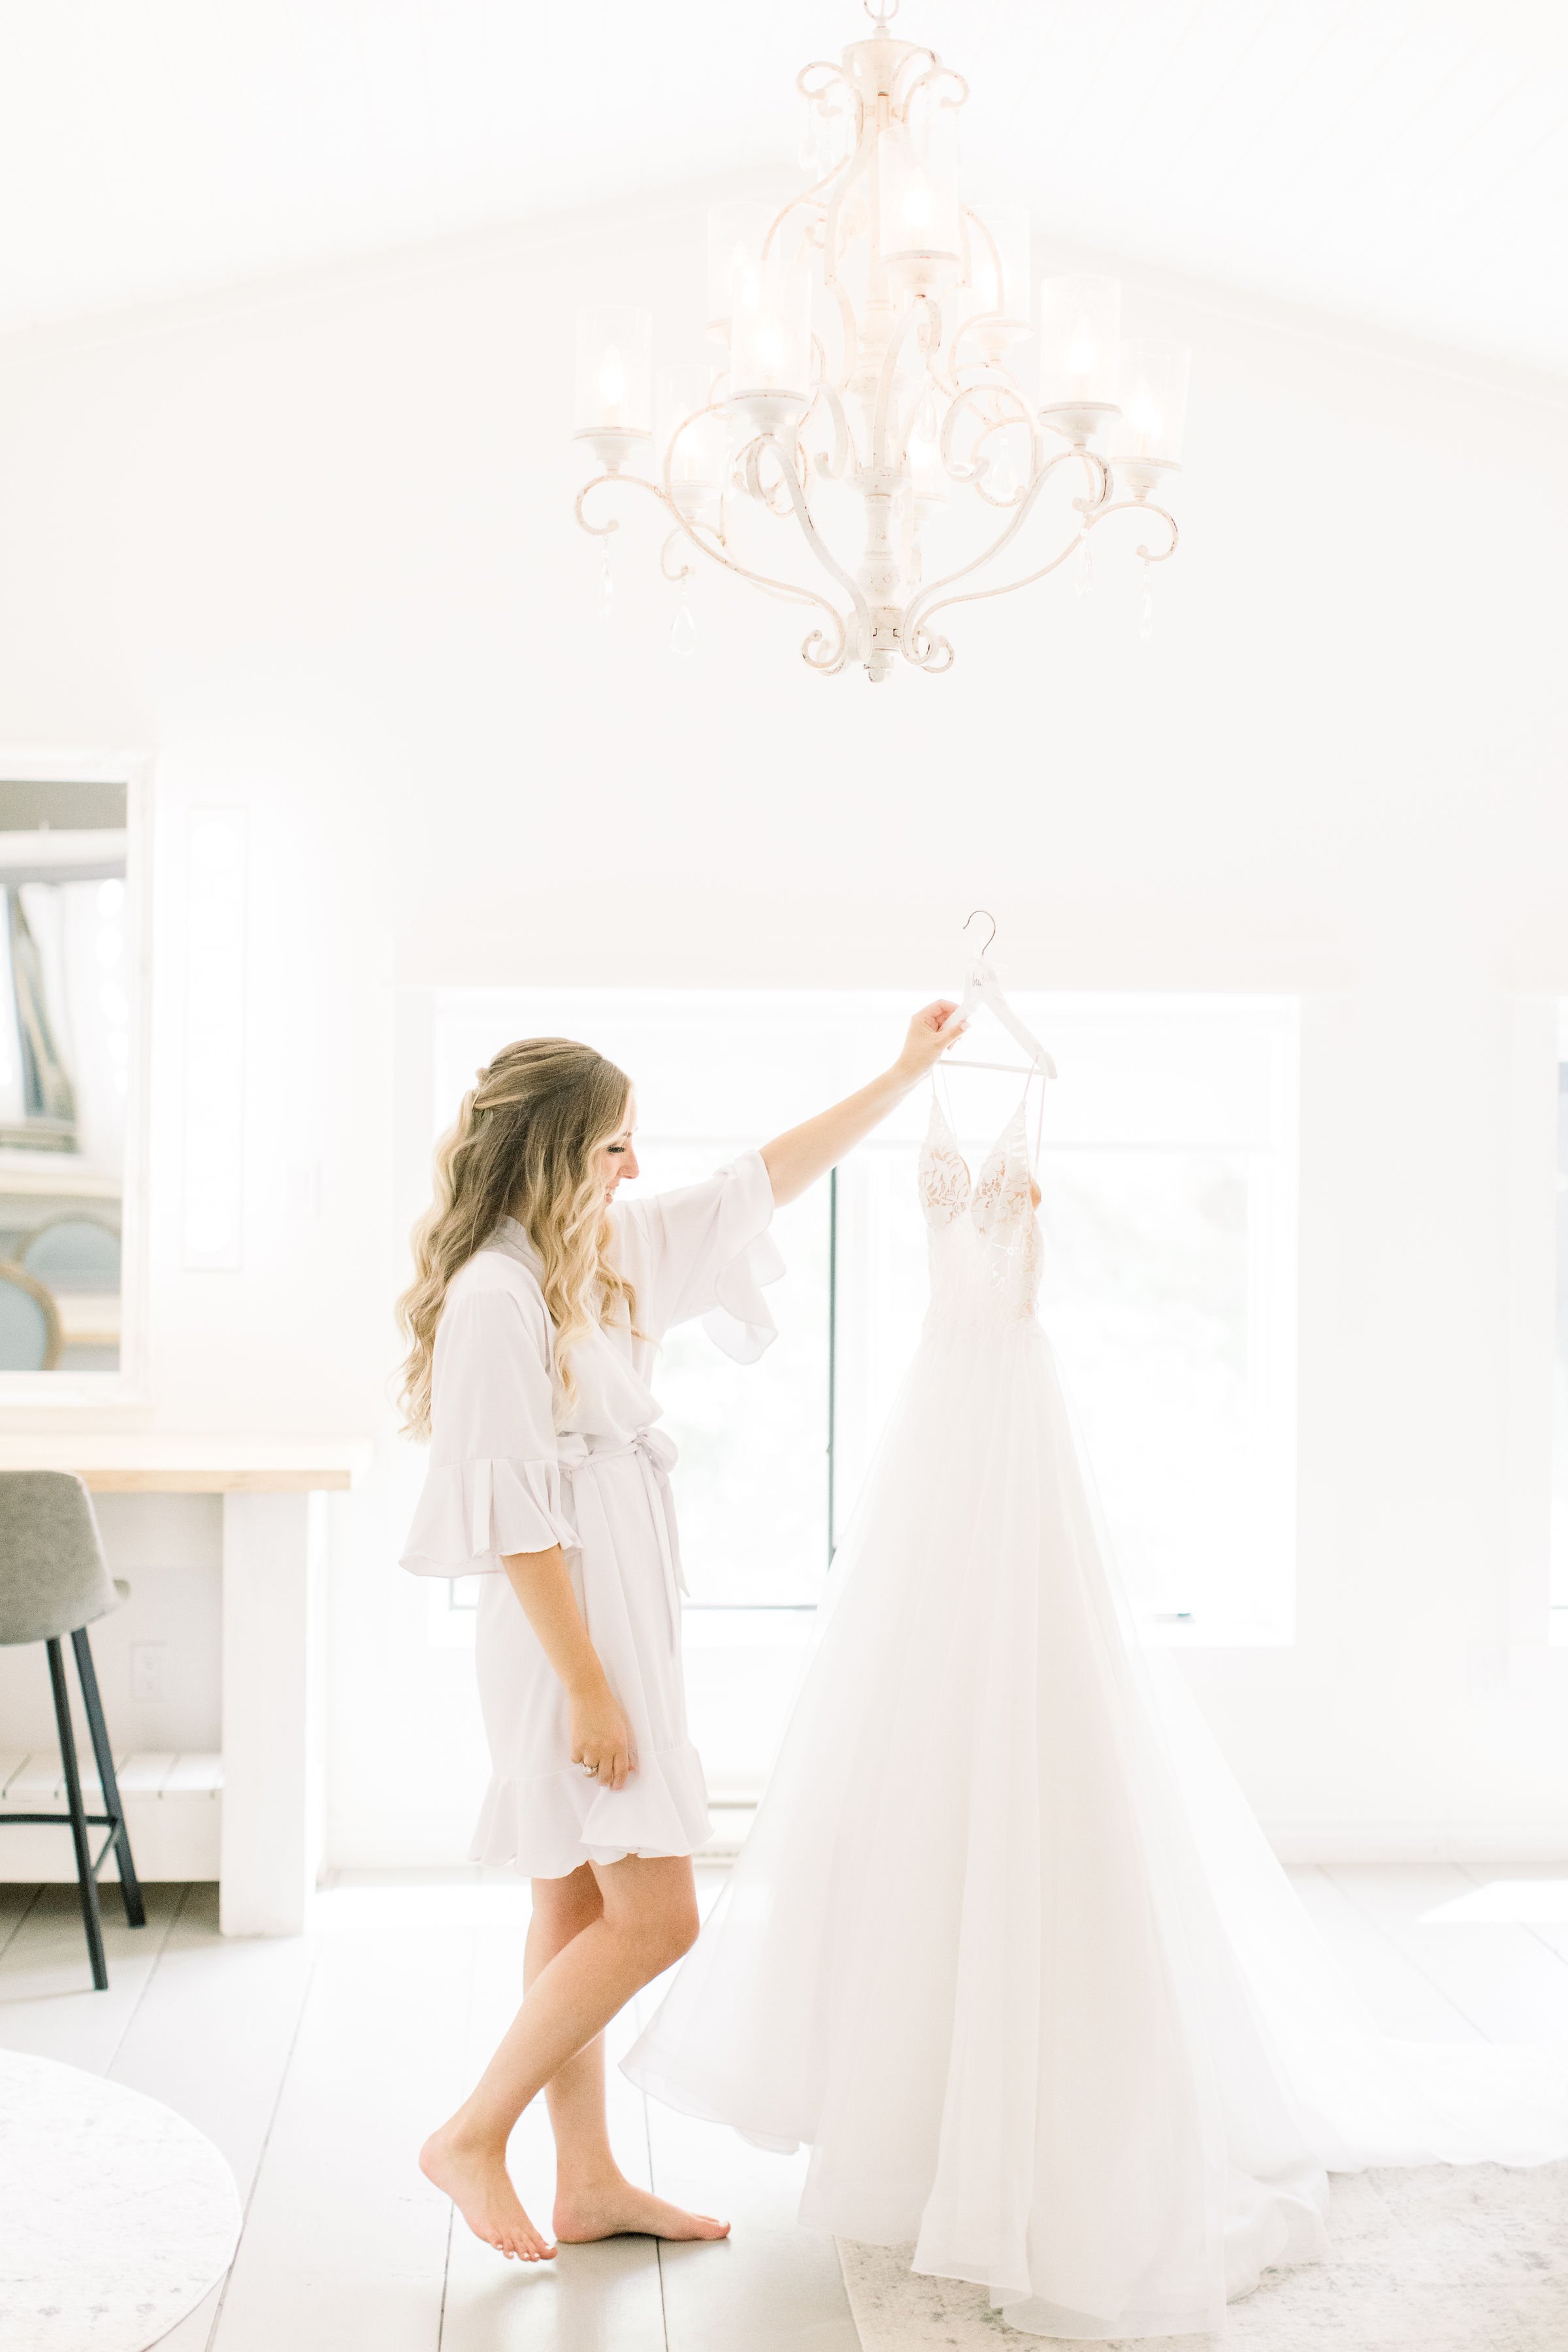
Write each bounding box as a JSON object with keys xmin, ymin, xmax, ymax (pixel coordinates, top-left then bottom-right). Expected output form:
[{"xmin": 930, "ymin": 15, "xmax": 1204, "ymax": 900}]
[
  {"xmin": 554, "ymin": 2175, "xmax": 730, "ymax": 2244},
  {"xmin": 420, "ymin": 2123, "xmax": 557, "ymax": 2262}
]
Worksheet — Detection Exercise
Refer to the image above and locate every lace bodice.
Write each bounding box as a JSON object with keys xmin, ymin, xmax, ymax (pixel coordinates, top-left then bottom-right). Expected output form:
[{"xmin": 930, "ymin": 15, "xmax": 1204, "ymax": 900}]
[{"xmin": 917, "ymin": 1090, "xmax": 1041, "ymax": 1326}]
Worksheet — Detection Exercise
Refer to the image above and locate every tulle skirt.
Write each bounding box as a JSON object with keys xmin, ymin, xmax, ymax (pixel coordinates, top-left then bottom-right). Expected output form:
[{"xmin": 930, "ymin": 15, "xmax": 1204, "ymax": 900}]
[{"xmin": 625, "ymin": 1315, "xmax": 1568, "ymax": 2339}]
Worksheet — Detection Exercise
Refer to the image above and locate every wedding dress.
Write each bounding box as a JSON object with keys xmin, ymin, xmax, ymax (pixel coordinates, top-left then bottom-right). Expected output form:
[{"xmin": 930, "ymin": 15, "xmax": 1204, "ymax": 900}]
[{"xmin": 624, "ymin": 1086, "xmax": 1568, "ymax": 2340}]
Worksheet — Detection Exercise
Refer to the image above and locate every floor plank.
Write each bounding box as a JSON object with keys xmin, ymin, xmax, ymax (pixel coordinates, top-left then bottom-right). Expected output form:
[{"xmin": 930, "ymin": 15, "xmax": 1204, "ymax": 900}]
[
  {"xmin": 1449, "ymin": 1861, "xmax": 1568, "ymax": 1967},
  {"xmin": 111, "ymin": 1882, "xmax": 318, "ymax": 2197},
  {"xmin": 440, "ymin": 1900, "xmax": 667, "ymax": 2352},
  {"xmin": 1323, "ymin": 1863, "xmax": 1568, "ymax": 2042},
  {"xmin": 0, "ymin": 1884, "xmax": 37, "ymax": 1959},
  {"xmin": 645, "ymin": 2102, "xmax": 856, "ymax": 2352},
  {"xmin": 0, "ymin": 1880, "xmax": 183, "ymax": 2069},
  {"xmin": 1285, "ymin": 1864, "xmax": 1484, "ymax": 2041},
  {"xmin": 633, "ymin": 1873, "xmax": 857, "ymax": 2352},
  {"xmin": 208, "ymin": 1884, "xmax": 476, "ymax": 2352}
]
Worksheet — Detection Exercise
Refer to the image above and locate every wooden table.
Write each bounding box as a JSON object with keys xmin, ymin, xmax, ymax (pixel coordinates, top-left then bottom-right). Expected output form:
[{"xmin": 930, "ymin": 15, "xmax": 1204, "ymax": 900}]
[{"xmin": 0, "ymin": 1437, "xmax": 372, "ymax": 1937}]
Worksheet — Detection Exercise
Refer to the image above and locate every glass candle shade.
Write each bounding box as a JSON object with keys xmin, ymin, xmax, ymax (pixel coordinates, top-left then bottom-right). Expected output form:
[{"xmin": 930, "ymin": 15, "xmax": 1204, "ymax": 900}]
[
  {"xmin": 575, "ymin": 305, "xmax": 652, "ymax": 438},
  {"xmin": 661, "ymin": 370, "xmax": 727, "ymax": 495},
  {"xmin": 1112, "ymin": 339, "xmax": 1192, "ymax": 466},
  {"xmin": 878, "ymin": 108, "xmax": 962, "ymax": 289},
  {"xmin": 1039, "ymin": 274, "xmax": 1120, "ymax": 408},
  {"xmin": 909, "ymin": 418, "xmax": 949, "ymax": 506},
  {"xmin": 966, "ymin": 202, "xmax": 1031, "ymax": 323},
  {"xmin": 707, "ymin": 199, "xmax": 781, "ymax": 341},
  {"xmin": 728, "ymin": 265, "xmax": 814, "ymax": 405}
]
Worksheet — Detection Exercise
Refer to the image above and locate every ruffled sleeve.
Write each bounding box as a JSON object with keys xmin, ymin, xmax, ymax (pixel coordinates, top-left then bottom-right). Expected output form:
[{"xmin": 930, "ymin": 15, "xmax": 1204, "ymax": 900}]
[
  {"xmin": 613, "ymin": 1148, "xmax": 785, "ymax": 1365},
  {"xmin": 400, "ymin": 1277, "xmax": 580, "ymax": 1578}
]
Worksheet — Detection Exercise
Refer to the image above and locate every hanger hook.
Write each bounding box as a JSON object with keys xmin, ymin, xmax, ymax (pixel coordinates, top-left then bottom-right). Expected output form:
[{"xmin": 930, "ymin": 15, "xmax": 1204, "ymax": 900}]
[{"xmin": 962, "ymin": 907, "xmax": 997, "ymax": 958}]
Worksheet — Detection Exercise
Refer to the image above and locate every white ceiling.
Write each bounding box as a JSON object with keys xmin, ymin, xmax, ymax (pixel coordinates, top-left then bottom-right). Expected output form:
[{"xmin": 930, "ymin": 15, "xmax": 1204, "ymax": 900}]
[{"xmin": 1, "ymin": 0, "xmax": 1565, "ymax": 372}]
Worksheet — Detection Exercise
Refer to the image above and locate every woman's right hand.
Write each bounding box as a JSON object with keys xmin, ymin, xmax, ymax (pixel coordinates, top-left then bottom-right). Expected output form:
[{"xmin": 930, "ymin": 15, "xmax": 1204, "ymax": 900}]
[
  {"xmin": 892, "ymin": 998, "xmax": 967, "ymax": 1085},
  {"xmin": 570, "ymin": 1678, "xmax": 637, "ymax": 1791}
]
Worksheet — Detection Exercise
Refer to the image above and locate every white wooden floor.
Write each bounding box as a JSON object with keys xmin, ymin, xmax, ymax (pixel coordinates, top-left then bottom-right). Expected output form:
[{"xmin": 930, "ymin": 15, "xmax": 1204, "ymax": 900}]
[{"xmin": 7, "ymin": 1859, "xmax": 1568, "ymax": 2351}]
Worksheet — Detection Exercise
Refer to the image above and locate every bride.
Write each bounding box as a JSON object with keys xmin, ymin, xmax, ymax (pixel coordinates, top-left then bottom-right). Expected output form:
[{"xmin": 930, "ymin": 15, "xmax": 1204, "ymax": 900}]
[{"xmin": 627, "ymin": 1015, "xmax": 1568, "ymax": 2339}]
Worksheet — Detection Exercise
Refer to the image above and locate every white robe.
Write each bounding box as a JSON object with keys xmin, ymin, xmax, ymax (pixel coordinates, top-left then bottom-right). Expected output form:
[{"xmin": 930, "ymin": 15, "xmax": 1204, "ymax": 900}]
[{"xmin": 400, "ymin": 1152, "xmax": 782, "ymax": 1878}]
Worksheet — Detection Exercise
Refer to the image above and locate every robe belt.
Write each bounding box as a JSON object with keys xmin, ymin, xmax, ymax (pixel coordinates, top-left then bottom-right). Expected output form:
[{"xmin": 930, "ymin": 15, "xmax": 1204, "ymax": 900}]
[{"xmin": 557, "ymin": 1428, "xmax": 686, "ymax": 1654}]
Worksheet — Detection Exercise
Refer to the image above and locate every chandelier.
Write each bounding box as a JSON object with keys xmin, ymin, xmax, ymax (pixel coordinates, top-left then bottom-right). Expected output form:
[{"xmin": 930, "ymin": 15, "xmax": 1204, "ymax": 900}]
[{"xmin": 571, "ymin": 1, "xmax": 1188, "ymax": 685}]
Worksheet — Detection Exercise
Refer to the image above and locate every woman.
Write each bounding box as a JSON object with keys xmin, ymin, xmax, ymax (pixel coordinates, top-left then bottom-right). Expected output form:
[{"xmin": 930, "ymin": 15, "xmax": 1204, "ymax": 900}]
[{"xmin": 397, "ymin": 1007, "xmax": 964, "ymax": 2264}]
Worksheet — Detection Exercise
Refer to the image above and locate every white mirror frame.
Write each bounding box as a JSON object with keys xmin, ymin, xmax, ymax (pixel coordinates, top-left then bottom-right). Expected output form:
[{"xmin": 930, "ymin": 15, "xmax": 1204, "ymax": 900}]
[{"xmin": 0, "ymin": 746, "xmax": 152, "ymax": 1407}]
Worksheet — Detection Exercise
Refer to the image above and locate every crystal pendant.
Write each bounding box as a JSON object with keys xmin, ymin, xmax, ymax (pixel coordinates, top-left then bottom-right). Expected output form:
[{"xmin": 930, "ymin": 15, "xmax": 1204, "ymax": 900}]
[
  {"xmin": 670, "ymin": 579, "xmax": 696, "ymax": 657},
  {"xmin": 596, "ymin": 544, "xmax": 613, "ymax": 621},
  {"xmin": 1138, "ymin": 557, "xmax": 1154, "ymax": 644}
]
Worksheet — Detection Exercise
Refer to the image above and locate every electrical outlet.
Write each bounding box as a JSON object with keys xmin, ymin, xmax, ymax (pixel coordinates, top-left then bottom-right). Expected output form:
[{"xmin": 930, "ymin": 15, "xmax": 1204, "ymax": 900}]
[{"xmin": 131, "ymin": 1642, "xmax": 169, "ymax": 1703}]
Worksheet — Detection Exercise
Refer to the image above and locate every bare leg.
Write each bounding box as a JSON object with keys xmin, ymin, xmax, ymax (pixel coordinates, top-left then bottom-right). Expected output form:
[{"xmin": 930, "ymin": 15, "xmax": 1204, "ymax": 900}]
[
  {"xmin": 538, "ymin": 1865, "xmax": 728, "ymax": 2245},
  {"xmin": 421, "ymin": 1854, "xmax": 721, "ymax": 2259}
]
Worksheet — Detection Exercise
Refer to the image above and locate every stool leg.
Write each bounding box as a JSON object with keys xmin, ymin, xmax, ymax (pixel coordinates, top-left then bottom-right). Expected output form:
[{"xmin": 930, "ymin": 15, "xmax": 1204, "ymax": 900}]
[
  {"xmin": 71, "ymin": 1627, "xmax": 145, "ymax": 1930},
  {"xmin": 48, "ymin": 1637, "xmax": 107, "ymax": 1992}
]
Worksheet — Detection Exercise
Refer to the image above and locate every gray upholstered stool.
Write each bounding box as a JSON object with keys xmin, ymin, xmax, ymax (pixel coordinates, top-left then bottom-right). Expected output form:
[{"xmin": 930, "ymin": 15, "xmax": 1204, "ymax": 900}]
[{"xmin": 0, "ymin": 1471, "xmax": 145, "ymax": 1988}]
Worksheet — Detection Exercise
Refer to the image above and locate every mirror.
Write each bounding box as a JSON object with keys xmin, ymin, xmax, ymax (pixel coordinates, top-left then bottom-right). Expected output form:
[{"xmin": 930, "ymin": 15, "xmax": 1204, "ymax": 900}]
[{"xmin": 0, "ymin": 778, "xmax": 131, "ymax": 1374}]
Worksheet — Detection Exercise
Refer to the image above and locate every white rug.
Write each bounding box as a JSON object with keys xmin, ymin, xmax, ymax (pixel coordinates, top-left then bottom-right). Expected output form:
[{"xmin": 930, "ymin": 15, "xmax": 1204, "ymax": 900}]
[
  {"xmin": 0, "ymin": 2051, "xmax": 242, "ymax": 2352},
  {"xmin": 839, "ymin": 2160, "xmax": 1568, "ymax": 2349}
]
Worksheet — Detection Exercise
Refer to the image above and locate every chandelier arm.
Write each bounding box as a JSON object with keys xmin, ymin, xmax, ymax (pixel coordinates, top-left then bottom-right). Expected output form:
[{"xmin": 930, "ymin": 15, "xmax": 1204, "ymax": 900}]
[
  {"xmin": 904, "ymin": 447, "xmax": 1080, "ymax": 636},
  {"xmin": 906, "ymin": 494, "xmax": 1181, "ymax": 671},
  {"xmin": 890, "ymin": 45, "xmax": 937, "ymax": 108},
  {"xmin": 577, "ymin": 468, "xmax": 851, "ymax": 666},
  {"xmin": 897, "ymin": 57, "xmax": 969, "ymax": 114},
  {"xmin": 938, "ymin": 376, "xmax": 1037, "ymax": 487},
  {"xmin": 574, "ymin": 476, "xmax": 628, "ymax": 539},
  {"xmin": 763, "ymin": 158, "xmax": 850, "ymax": 274},
  {"xmin": 928, "ymin": 321, "xmax": 966, "ymax": 401},
  {"xmin": 811, "ymin": 381, "xmax": 856, "ymax": 479},
  {"xmin": 871, "ymin": 297, "xmax": 932, "ymax": 474},
  {"xmin": 797, "ymin": 61, "xmax": 856, "ymax": 106},
  {"xmin": 968, "ymin": 391, "xmax": 1047, "ymax": 510},
  {"xmin": 1086, "ymin": 498, "xmax": 1180, "ymax": 564},
  {"xmin": 904, "ymin": 527, "xmax": 1085, "ymax": 670},
  {"xmin": 818, "ymin": 104, "xmax": 877, "ymax": 331},
  {"xmin": 743, "ymin": 433, "xmax": 809, "ymax": 519},
  {"xmin": 660, "ymin": 528, "xmax": 695, "ymax": 583},
  {"xmin": 759, "ymin": 434, "xmax": 874, "ymax": 637},
  {"xmin": 679, "ymin": 504, "xmax": 840, "ymax": 617},
  {"xmin": 826, "ymin": 276, "xmax": 860, "ymax": 391},
  {"xmin": 888, "ymin": 297, "xmax": 945, "ymax": 474},
  {"xmin": 1075, "ymin": 443, "xmax": 1113, "ymax": 515}
]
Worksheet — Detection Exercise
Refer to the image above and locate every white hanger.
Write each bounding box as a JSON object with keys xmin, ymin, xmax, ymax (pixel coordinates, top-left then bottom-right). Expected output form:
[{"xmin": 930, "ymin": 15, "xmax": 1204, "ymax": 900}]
[{"xmin": 936, "ymin": 911, "xmax": 1058, "ymax": 1081}]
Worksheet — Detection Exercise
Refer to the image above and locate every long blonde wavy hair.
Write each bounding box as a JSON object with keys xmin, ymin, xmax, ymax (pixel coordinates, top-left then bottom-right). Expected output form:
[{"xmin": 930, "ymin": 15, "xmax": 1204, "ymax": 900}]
[{"xmin": 396, "ymin": 1037, "xmax": 639, "ymax": 1439}]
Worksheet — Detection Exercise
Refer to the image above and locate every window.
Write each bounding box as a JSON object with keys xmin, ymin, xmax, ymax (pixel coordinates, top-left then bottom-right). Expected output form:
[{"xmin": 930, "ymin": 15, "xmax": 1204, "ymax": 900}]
[
  {"xmin": 426, "ymin": 990, "xmax": 1300, "ymax": 1775},
  {"xmin": 0, "ymin": 760, "xmax": 150, "ymax": 1397},
  {"xmin": 830, "ymin": 996, "xmax": 1299, "ymax": 1646}
]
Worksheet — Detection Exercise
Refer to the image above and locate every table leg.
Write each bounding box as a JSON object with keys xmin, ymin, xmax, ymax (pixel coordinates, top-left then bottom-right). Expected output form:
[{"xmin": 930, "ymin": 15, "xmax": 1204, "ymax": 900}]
[{"xmin": 220, "ymin": 1490, "xmax": 327, "ymax": 1936}]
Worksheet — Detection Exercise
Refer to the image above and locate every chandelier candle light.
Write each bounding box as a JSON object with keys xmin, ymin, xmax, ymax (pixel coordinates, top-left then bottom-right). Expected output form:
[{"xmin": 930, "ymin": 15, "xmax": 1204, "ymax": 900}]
[{"xmin": 572, "ymin": 1, "xmax": 1189, "ymax": 683}]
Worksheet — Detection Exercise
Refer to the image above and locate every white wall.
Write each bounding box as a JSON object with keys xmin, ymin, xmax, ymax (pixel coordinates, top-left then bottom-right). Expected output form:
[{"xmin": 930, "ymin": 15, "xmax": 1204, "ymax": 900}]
[{"xmin": 0, "ymin": 178, "xmax": 1565, "ymax": 1863}]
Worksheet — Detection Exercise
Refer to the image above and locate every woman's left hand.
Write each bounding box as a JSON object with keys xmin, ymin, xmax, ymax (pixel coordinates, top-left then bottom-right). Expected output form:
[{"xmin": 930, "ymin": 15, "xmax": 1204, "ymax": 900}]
[
  {"xmin": 893, "ymin": 1000, "xmax": 967, "ymax": 1085},
  {"xmin": 760, "ymin": 999, "xmax": 968, "ymax": 1207}
]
